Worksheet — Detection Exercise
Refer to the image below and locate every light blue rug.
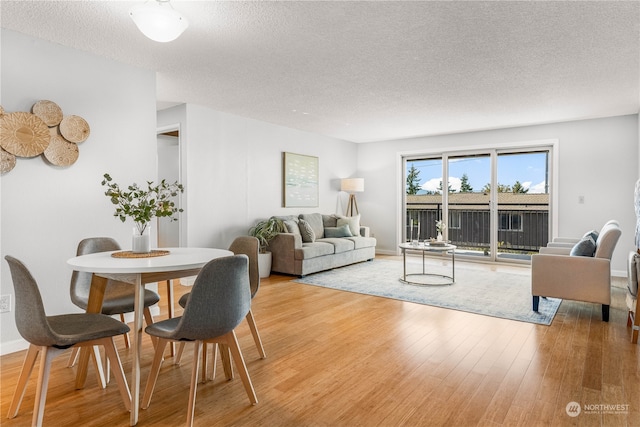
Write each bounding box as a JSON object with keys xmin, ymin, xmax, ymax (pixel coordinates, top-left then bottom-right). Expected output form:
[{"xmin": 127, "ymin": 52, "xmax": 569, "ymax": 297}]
[{"xmin": 293, "ymin": 258, "xmax": 561, "ymax": 325}]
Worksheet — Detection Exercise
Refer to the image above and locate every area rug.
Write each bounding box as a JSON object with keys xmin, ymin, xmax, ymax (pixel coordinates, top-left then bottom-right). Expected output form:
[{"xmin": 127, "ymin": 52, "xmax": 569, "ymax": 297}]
[{"xmin": 293, "ymin": 258, "xmax": 561, "ymax": 325}]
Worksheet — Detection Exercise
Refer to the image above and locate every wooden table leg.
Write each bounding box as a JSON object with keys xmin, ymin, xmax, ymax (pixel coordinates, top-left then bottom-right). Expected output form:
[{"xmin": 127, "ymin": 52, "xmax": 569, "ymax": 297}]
[
  {"xmin": 166, "ymin": 280, "xmax": 175, "ymax": 356},
  {"xmin": 130, "ymin": 274, "xmax": 144, "ymax": 426}
]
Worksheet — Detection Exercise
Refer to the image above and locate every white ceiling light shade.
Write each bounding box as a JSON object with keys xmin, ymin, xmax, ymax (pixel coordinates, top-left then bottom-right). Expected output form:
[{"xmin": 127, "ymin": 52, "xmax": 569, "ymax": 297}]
[{"xmin": 130, "ymin": 0, "xmax": 188, "ymax": 43}]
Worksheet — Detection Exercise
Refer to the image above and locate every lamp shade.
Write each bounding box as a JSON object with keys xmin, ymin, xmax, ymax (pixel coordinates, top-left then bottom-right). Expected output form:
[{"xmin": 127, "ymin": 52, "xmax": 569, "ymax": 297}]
[
  {"xmin": 130, "ymin": 0, "xmax": 189, "ymax": 43},
  {"xmin": 341, "ymin": 178, "xmax": 364, "ymax": 193}
]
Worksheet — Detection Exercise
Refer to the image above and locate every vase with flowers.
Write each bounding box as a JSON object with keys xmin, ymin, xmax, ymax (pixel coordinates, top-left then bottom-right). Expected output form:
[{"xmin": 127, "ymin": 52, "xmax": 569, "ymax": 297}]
[
  {"xmin": 102, "ymin": 173, "xmax": 184, "ymax": 253},
  {"xmin": 435, "ymin": 219, "xmax": 446, "ymax": 242}
]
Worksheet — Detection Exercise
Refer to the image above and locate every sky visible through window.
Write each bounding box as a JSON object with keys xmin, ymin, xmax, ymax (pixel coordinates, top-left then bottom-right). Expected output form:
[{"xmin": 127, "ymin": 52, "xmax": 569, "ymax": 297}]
[{"xmin": 407, "ymin": 152, "xmax": 548, "ymax": 194}]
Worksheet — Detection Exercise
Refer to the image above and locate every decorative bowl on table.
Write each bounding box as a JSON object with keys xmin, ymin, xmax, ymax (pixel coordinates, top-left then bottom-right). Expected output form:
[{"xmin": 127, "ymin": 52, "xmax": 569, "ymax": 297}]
[{"xmin": 427, "ymin": 239, "xmax": 450, "ymax": 246}]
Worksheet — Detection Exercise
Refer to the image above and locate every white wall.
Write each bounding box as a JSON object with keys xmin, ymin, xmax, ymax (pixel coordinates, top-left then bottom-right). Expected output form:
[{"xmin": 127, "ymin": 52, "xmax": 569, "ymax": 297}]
[
  {"xmin": 158, "ymin": 104, "xmax": 358, "ymax": 249},
  {"xmin": 0, "ymin": 30, "xmax": 157, "ymax": 354},
  {"xmin": 357, "ymin": 114, "xmax": 639, "ymax": 274}
]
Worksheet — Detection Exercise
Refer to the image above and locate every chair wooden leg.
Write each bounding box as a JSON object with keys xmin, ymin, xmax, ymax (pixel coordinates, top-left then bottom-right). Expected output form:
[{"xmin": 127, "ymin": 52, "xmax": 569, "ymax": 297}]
[
  {"xmin": 100, "ymin": 338, "xmax": 132, "ymax": 412},
  {"xmin": 143, "ymin": 307, "xmax": 158, "ymax": 350},
  {"xmin": 219, "ymin": 344, "xmax": 233, "ymax": 380},
  {"xmin": 200, "ymin": 343, "xmax": 208, "ymax": 384},
  {"xmin": 209, "ymin": 343, "xmax": 219, "ymax": 381},
  {"xmin": 174, "ymin": 342, "xmax": 186, "ymax": 365},
  {"xmin": 7, "ymin": 344, "xmax": 40, "ymax": 419},
  {"xmin": 223, "ymin": 330, "xmax": 257, "ymax": 405},
  {"xmin": 32, "ymin": 346, "xmax": 64, "ymax": 427},
  {"xmin": 67, "ymin": 347, "xmax": 79, "ymax": 367},
  {"xmin": 89, "ymin": 345, "xmax": 107, "ymax": 389},
  {"xmin": 246, "ymin": 309, "xmax": 266, "ymax": 358},
  {"xmin": 186, "ymin": 341, "xmax": 203, "ymax": 427},
  {"xmin": 120, "ymin": 313, "xmax": 131, "ymax": 348},
  {"xmin": 142, "ymin": 339, "xmax": 169, "ymax": 409}
]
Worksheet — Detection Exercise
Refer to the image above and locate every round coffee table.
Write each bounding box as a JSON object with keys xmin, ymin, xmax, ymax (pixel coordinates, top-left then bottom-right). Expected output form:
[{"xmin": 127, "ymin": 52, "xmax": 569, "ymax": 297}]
[{"xmin": 399, "ymin": 242, "xmax": 456, "ymax": 285}]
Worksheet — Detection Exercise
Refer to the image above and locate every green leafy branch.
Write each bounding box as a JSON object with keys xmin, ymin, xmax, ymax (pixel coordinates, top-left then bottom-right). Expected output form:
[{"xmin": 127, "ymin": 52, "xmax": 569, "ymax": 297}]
[{"xmin": 101, "ymin": 173, "xmax": 184, "ymax": 235}]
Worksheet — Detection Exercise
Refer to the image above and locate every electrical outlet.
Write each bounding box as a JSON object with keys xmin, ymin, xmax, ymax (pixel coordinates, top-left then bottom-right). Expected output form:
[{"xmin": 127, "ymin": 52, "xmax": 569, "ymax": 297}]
[{"xmin": 0, "ymin": 295, "xmax": 11, "ymax": 313}]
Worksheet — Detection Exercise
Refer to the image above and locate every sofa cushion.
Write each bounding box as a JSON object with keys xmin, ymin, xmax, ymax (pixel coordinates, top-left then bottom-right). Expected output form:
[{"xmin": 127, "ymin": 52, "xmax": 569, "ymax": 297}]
[
  {"xmin": 299, "ymin": 213, "xmax": 325, "ymax": 239},
  {"xmin": 283, "ymin": 219, "xmax": 301, "ymax": 236},
  {"xmin": 322, "ymin": 214, "xmax": 339, "ymax": 228},
  {"xmin": 347, "ymin": 236, "xmax": 377, "ymax": 249},
  {"xmin": 295, "ymin": 242, "xmax": 335, "ymax": 260},
  {"xmin": 337, "ymin": 214, "xmax": 361, "ymax": 237},
  {"xmin": 298, "ymin": 219, "xmax": 316, "ymax": 243},
  {"xmin": 317, "ymin": 237, "xmax": 355, "ymax": 254},
  {"xmin": 324, "ymin": 224, "xmax": 353, "ymax": 238},
  {"xmin": 570, "ymin": 236, "xmax": 596, "ymax": 257}
]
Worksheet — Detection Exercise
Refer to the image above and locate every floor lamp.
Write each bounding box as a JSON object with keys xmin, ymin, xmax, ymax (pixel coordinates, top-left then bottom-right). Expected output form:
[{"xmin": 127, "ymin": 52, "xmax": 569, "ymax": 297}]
[{"xmin": 341, "ymin": 178, "xmax": 364, "ymax": 217}]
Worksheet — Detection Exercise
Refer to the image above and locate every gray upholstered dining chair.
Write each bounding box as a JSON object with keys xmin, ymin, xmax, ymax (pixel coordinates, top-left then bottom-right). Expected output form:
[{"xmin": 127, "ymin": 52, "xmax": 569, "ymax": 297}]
[
  {"xmin": 175, "ymin": 236, "xmax": 266, "ymax": 379},
  {"xmin": 4, "ymin": 255, "xmax": 132, "ymax": 427},
  {"xmin": 141, "ymin": 255, "xmax": 258, "ymax": 427},
  {"xmin": 67, "ymin": 237, "xmax": 160, "ymax": 368}
]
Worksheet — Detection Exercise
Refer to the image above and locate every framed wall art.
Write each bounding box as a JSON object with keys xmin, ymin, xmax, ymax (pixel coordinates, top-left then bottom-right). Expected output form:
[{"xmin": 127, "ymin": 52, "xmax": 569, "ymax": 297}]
[{"xmin": 283, "ymin": 152, "xmax": 319, "ymax": 207}]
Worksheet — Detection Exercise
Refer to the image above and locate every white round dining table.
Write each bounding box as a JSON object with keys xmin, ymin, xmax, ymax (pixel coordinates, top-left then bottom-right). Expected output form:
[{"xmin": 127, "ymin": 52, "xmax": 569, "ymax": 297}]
[{"xmin": 67, "ymin": 247, "xmax": 233, "ymax": 426}]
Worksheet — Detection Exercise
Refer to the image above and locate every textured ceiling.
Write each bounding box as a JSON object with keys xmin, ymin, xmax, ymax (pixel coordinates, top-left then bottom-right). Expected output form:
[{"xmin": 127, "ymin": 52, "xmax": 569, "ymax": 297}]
[{"xmin": 1, "ymin": 1, "xmax": 639, "ymax": 143}]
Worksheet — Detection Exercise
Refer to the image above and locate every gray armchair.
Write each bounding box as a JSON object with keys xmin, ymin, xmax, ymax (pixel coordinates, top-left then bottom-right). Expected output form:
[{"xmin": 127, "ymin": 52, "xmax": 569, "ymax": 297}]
[{"xmin": 531, "ymin": 221, "xmax": 621, "ymax": 321}]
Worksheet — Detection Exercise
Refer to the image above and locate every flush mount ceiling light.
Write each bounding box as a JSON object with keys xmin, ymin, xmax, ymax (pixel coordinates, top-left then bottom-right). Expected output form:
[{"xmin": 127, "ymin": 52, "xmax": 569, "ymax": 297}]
[{"xmin": 130, "ymin": 0, "xmax": 189, "ymax": 43}]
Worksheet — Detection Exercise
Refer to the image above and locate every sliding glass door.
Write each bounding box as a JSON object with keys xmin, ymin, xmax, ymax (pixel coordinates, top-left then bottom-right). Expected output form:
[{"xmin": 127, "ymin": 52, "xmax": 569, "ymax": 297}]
[{"xmin": 404, "ymin": 146, "xmax": 551, "ymax": 263}]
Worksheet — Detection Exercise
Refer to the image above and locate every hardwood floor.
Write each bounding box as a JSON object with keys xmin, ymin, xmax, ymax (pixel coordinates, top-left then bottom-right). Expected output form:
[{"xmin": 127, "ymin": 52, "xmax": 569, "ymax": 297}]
[{"xmin": 1, "ymin": 256, "xmax": 638, "ymax": 426}]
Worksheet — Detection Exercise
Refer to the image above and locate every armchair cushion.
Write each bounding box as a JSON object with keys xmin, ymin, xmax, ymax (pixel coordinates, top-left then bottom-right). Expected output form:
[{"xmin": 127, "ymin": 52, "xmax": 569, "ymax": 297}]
[{"xmin": 570, "ymin": 236, "xmax": 596, "ymax": 257}]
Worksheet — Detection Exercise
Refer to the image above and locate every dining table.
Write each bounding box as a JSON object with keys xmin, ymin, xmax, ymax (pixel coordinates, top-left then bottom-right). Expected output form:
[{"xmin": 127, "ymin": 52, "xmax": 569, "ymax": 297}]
[{"xmin": 67, "ymin": 247, "xmax": 233, "ymax": 426}]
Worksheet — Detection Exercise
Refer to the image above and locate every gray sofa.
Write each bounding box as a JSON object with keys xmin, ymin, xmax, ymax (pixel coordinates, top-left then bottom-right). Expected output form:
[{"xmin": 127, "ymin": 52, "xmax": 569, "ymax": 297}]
[{"xmin": 269, "ymin": 213, "xmax": 376, "ymax": 276}]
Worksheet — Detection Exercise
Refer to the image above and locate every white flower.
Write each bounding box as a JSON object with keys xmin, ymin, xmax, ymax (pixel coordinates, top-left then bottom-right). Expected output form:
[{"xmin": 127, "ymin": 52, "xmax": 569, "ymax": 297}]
[{"xmin": 436, "ymin": 220, "xmax": 446, "ymax": 233}]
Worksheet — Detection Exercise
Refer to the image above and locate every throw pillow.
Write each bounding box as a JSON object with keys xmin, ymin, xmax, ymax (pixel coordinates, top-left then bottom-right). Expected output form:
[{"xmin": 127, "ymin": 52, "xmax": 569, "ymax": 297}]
[
  {"xmin": 582, "ymin": 229, "xmax": 599, "ymax": 243},
  {"xmin": 337, "ymin": 214, "xmax": 361, "ymax": 237},
  {"xmin": 324, "ymin": 224, "xmax": 353, "ymax": 238},
  {"xmin": 298, "ymin": 219, "xmax": 316, "ymax": 243},
  {"xmin": 570, "ymin": 236, "xmax": 596, "ymax": 257}
]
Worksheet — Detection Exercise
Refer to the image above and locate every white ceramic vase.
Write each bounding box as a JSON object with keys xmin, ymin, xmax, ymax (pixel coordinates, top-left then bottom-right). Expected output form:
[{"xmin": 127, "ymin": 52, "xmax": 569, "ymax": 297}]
[
  {"xmin": 132, "ymin": 226, "xmax": 151, "ymax": 253},
  {"xmin": 437, "ymin": 232, "xmax": 443, "ymax": 242}
]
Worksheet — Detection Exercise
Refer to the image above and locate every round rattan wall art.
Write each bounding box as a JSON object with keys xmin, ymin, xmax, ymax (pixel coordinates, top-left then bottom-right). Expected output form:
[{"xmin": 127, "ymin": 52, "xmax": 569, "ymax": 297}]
[
  {"xmin": 44, "ymin": 134, "xmax": 79, "ymax": 166},
  {"xmin": 0, "ymin": 101, "xmax": 90, "ymax": 174},
  {"xmin": 1, "ymin": 149, "xmax": 16, "ymax": 175},
  {"xmin": 60, "ymin": 115, "xmax": 90, "ymax": 143},
  {"xmin": 32, "ymin": 100, "xmax": 63, "ymax": 127},
  {"xmin": 0, "ymin": 112, "xmax": 50, "ymax": 157}
]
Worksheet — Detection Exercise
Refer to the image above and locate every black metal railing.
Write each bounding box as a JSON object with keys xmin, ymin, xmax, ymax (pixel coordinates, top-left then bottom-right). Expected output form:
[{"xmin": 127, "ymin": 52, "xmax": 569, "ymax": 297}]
[{"xmin": 406, "ymin": 204, "xmax": 549, "ymax": 253}]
